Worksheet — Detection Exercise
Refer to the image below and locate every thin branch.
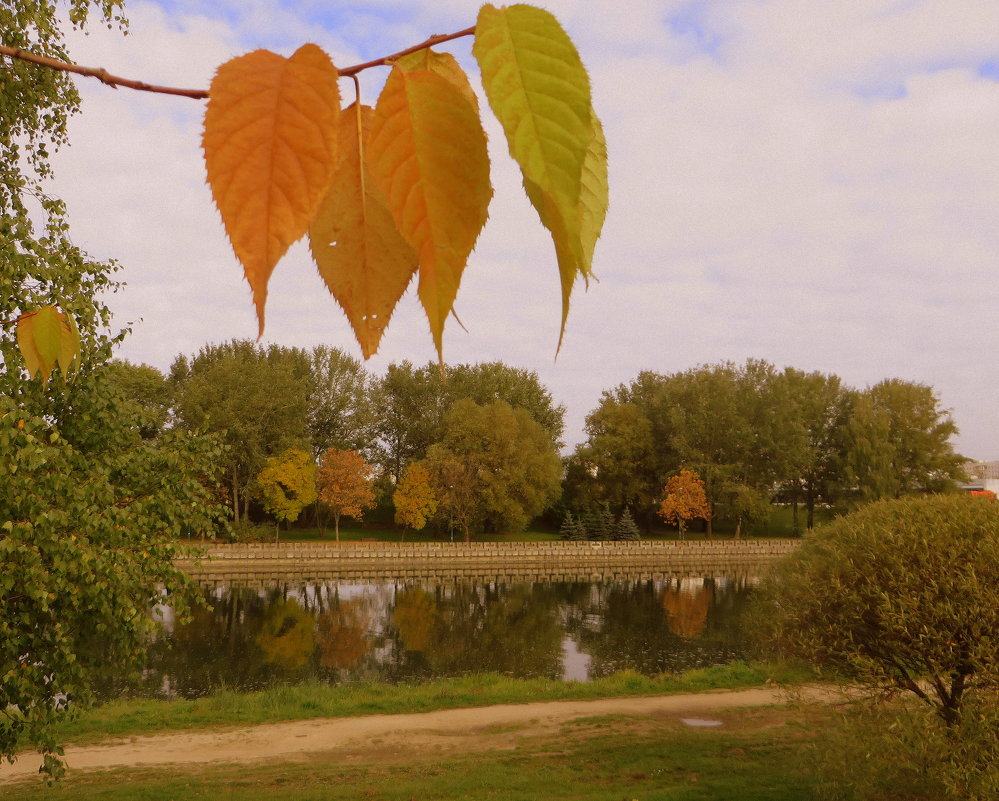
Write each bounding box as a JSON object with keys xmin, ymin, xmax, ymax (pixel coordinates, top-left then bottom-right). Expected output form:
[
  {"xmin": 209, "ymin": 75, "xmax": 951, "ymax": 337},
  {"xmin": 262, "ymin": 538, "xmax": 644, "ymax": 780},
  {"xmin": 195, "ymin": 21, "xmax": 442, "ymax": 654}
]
[{"xmin": 0, "ymin": 26, "xmax": 476, "ymax": 101}]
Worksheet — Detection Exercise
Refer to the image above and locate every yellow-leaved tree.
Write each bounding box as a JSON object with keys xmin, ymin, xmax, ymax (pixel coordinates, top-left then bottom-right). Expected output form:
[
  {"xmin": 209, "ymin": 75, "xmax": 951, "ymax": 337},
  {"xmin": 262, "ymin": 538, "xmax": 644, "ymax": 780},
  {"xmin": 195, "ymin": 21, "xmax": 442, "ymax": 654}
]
[
  {"xmin": 393, "ymin": 462, "xmax": 438, "ymax": 539},
  {"xmin": 6, "ymin": 3, "xmax": 608, "ymax": 376},
  {"xmin": 657, "ymin": 469, "xmax": 712, "ymax": 540},
  {"xmin": 255, "ymin": 447, "xmax": 318, "ymax": 541}
]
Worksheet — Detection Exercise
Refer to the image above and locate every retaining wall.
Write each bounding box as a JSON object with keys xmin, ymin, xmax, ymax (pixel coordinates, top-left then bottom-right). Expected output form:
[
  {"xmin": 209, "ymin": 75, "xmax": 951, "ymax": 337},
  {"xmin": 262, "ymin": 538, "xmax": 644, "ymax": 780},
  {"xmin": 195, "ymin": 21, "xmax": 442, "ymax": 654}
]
[{"xmin": 176, "ymin": 539, "xmax": 798, "ymax": 585}]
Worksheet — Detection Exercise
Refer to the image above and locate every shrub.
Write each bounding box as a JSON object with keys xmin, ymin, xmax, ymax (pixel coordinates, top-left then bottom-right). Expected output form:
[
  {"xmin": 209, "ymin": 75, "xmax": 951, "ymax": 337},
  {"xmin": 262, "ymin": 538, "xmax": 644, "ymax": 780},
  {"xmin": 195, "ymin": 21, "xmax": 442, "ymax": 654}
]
[{"xmin": 755, "ymin": 494, "xmax": 999, "ymax": 800}]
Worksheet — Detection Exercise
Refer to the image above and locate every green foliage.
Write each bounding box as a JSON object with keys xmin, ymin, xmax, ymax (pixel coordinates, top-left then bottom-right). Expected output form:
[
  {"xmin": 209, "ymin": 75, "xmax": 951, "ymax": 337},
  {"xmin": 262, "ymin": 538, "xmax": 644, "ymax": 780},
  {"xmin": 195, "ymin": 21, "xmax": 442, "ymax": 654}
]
[
  {"xmin": 572, "ymin": 360, "xmax": 965, "ymax": 533},
  {"xmin": 0, "ymin": 387, "xmax": 226, "ymax": 776},
  {"xmin": 0, "ymin": 0, "xmax": 227, "ymax": 778},
  {"xmin": 756, "ymin": 494, "xmax": 999, "ymax": 730},
  {"xmin": 802, "ymin": 697, "xmax": 999, "ymax": 801},
  {"xmin": 102, "ymin": 359, "xmax": 173, "ymax": 438},
  {"xmin": 171, "ymin": 340, "xmax": 312, "ymax": 522},
  {"xmin": 372, "ymin": 360, "xmax": 565, "ymax": 482},
  {"xmin": 306, "ymin": 345, "xmax": 374, "ymax": 456},
  {"xmin": 423, "ymin": 398, "xmax": 562, "ymax": 540},
  {"xmin": 255, "ymin": 447, "xmax": 318, "ymax": 533},
  {"xmin": 842, "ymin": 379, "xmax": 966, "ymax": 506},
  {"xmin": 226, "ymin": 520, "xmax": 274, "ymax": 543}
]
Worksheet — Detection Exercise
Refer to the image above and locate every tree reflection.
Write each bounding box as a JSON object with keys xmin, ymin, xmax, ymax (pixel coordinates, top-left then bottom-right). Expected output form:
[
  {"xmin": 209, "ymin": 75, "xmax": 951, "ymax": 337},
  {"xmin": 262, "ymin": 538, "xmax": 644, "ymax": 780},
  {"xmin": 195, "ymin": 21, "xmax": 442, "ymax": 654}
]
[
  {"xmin": 572, "ymin": 579, "xmax": 751, "ymax": 678},
  {"xmin": 385, "ymin": 583, "xmax": 564, "ymax": 680},
  {"xmin": 117, "ymin": 575, "xmax": 758, "ymax": 698},
  {"xmin": 316, "ymin": 599, "xmax": 372, "ymax": 670},
  {"xmin": 257, "ymin": 597, "xmax": 315, "ymax": 670},
  {"xmin": 662, "ymin": 580, "xmax": 712, "ymax": 639}
]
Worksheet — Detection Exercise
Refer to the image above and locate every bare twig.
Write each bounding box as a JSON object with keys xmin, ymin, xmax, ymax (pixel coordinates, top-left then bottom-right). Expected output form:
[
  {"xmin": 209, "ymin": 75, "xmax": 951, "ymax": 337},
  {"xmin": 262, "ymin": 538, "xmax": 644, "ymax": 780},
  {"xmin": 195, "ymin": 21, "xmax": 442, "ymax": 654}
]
[{"xmin": 0, "ymin": 26, "xmax": 476, "ymax": 101}]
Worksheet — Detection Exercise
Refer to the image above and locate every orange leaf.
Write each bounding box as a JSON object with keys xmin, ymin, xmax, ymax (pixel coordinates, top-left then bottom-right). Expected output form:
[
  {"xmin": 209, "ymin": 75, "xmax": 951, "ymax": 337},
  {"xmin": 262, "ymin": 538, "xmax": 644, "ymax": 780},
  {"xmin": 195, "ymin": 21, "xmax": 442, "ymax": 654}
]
[
  {"xmin": 367, "ymin": 65, "xmax": 491, "ymax": 360},
  {"xmin": 203, "ymin": 44, "xmax": 340, "ymax": 336},
  {"xmin": 309, "ymin": 104, "xmax": 418, "ymax": 359}
]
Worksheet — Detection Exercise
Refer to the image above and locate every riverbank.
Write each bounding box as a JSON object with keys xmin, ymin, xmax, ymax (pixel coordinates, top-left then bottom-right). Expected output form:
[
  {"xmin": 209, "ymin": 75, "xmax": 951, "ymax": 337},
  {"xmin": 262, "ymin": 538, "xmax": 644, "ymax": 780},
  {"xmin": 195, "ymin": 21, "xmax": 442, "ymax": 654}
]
[
  {"xmin": 176, "ymin": 539, "xmax": 798, "ymax": 583},
  {"xmin": 0, "ymin": 688, "xmax": 833, "ymax": 784}
]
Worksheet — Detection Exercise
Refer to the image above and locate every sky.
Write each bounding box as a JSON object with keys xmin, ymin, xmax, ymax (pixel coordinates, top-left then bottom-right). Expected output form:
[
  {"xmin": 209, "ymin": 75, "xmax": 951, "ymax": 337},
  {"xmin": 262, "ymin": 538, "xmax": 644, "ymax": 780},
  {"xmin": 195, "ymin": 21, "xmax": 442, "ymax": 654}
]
[{"xmin": 46, "ymin": 0, "xmax": 999, "ymax": 457}]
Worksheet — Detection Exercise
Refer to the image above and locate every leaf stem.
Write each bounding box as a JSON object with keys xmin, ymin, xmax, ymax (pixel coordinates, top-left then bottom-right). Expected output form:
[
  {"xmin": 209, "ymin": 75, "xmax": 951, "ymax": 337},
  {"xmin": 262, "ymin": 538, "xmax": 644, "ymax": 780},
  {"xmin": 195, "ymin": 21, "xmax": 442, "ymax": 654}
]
[{"xmin": 0, "ymin": 26, "xmax": 476, "ymax": 101}]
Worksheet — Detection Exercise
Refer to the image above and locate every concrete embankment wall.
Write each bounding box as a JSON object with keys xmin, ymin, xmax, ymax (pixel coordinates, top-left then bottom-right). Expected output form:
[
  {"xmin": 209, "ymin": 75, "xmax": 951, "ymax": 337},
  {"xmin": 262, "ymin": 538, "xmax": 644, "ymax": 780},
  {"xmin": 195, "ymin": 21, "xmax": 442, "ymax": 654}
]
[{"xmin": 176, "ymin": 539, "xmax": 799, "ymax": 585}]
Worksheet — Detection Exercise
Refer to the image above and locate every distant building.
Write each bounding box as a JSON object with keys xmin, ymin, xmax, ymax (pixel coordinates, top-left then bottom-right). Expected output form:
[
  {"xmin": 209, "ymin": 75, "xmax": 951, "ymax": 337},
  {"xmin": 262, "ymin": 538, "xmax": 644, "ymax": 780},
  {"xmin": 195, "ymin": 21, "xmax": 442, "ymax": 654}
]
[{"xmin": 961, "ymin": 461, "xmax": 999, "ymax": 496}]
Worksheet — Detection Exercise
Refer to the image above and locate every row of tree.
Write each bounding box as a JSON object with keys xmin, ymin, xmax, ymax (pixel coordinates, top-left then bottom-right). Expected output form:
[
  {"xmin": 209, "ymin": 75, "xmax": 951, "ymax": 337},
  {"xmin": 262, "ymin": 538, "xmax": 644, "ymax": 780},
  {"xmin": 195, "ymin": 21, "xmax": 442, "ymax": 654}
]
[
  {"xmin": 108, "ymin": 341, "xmax": 565, "ymax": 538},
  {"xmin": 108, "ymin": 347, "xmax": 966, "ymax": 538},
  {"xmin": 564, "ymin": 360, "xmax": 966, "ymax": 534}
]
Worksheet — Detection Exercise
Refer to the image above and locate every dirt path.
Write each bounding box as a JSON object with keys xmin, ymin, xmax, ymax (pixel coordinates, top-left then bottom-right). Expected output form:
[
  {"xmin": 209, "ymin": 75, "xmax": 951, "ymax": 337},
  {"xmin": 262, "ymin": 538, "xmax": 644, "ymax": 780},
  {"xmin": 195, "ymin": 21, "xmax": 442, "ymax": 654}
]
[{"xmin": 1, "ymin": 686, "xmax": 832, "ymax": 783}]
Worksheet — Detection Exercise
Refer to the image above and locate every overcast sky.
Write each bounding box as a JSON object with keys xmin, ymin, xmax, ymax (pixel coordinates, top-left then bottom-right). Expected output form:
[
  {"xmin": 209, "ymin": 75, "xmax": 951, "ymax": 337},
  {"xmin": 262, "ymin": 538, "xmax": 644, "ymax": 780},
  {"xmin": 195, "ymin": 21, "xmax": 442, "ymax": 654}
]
[{"xmin": 48, "ymin": 0, "xmax": 999, "ymax": 457}]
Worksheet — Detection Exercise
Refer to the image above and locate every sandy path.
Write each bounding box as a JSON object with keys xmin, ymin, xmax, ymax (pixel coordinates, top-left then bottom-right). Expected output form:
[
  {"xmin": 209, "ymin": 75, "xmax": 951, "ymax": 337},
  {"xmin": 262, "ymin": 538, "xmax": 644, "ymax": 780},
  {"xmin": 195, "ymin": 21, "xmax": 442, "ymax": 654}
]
[{"xmin": 1, "ymin": 686, "xmax": 831, "ymax": 782}]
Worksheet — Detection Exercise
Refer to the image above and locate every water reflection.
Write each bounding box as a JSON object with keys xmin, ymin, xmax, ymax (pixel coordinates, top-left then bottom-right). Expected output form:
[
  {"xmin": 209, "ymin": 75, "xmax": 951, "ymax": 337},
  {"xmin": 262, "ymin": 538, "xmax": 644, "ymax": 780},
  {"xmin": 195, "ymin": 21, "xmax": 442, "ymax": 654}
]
[{"xmin": 112, "ymin": 576, "xmax": 759, "ymax": 699}]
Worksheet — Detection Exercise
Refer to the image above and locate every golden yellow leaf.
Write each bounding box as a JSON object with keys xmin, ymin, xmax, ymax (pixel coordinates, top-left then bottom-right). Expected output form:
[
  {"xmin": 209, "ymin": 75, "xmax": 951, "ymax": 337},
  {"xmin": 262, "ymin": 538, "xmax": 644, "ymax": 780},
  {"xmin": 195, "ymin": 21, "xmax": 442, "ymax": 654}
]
[
  {"xmin": 203, "ymin": 44, "xmax": 340, "ymax": 336},
  {"xmin": 16, "ymin": 305, "xmax": 79, "ymax": 385},
  {"xmin": 309, "ymin": 104, "xmax": 418, "ymax": 359},
  {"xmin": 395, "ymin": 48, "xmax": 480, "ymax": 112},
  {"xmin": 368, "ymin": 65, "xmax": 491, "ymax": 359}
]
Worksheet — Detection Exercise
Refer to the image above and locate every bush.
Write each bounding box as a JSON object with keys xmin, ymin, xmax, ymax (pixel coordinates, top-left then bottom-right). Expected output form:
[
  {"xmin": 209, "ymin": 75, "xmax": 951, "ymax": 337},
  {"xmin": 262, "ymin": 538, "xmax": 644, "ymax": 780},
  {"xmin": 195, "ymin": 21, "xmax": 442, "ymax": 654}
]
[
  {"xmin": 227, "ymin": 520, "xmax": 275, "ymax": 543},
  {"xmin": 755, "ymin": 494, "xmax": 999, "ymax": 800},
  {"xmin": 803, "ymin": 694, "xmax": 999, "ymax": 801}
]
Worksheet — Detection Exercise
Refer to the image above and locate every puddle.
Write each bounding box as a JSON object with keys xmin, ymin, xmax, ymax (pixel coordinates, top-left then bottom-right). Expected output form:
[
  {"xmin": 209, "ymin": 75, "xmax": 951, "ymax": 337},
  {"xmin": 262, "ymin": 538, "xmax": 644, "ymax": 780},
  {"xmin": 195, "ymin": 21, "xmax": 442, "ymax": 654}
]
[{"xmin": 680, "ymin": 718, "xmax": 724, "ymax": 727}]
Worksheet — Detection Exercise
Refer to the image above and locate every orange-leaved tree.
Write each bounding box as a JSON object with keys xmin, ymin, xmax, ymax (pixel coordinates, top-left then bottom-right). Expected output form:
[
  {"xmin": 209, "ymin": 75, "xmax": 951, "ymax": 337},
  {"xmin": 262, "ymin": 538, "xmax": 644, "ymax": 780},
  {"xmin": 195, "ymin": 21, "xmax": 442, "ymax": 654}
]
[
  {"xmin": 316, "ymin": 447, "xmax": 376, "ymax": 541},
  {"xmin": 393, "ymin": 462, "xmax": 438, "ymax": 540},
  {"xmin": 657, "ymin": 469, "xmax": 712, "ymax": 540},
  {"xmin": 7, "ymin": 3, "xmax": 608, "ymax": 376}
]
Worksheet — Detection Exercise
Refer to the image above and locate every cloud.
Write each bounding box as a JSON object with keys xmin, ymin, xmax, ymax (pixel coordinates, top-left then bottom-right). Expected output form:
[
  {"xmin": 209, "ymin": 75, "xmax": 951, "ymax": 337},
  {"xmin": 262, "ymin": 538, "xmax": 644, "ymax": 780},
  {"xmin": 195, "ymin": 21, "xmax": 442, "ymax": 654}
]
[{"xmin": 43, "ymin": 0, "xmax": 999, "ymax": 458}]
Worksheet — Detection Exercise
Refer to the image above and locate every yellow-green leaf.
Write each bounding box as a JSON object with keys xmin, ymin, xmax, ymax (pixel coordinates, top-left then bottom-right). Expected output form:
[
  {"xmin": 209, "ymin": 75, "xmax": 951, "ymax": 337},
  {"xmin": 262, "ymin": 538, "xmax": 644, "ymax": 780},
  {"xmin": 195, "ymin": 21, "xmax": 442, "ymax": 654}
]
[
  {"xmin": 368, "ymin": 65, "xmax": 492, "ymax": 359},
  {"xmin": 309, "ymin": 103, "xmax": 418, "ymax": 360},
  {"xmin": 16, "ymin": 306, "xmax": 79, "ymax": 384},
  {"xmin": 578, "ymin": 111, "xmax": 609, "ymax": 274},
  {"xmin": 203, "ymin": 44, "xmax": 340, "ymax": 336},
  {"xmin": 474, "ymin": 4, "xmax": 594, "ymax": 240}
]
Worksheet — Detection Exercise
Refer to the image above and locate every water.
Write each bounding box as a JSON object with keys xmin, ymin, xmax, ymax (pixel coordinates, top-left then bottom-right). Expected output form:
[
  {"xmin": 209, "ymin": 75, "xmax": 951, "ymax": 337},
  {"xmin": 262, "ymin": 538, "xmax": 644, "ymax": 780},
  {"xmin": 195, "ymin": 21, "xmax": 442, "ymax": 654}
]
[{"xmin": 110, "ymin": 575, "xmax": 760, "ymax": 699}]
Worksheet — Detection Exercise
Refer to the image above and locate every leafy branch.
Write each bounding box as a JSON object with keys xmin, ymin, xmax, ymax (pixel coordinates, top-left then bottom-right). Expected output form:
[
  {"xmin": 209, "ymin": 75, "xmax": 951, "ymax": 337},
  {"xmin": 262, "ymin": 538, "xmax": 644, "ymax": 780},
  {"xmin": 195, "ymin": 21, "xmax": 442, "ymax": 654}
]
[{"xmin": 7, "ymin": 4, "xmax": 607, "ymax": 379}]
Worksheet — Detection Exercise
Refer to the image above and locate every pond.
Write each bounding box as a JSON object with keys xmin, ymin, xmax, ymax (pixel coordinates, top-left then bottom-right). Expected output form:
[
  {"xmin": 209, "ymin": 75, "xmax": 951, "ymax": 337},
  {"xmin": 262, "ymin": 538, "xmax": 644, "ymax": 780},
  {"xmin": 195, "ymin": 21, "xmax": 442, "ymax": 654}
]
[{"xmin": 105, "ymin": 575, "xmax": 761, "ymax": 699}]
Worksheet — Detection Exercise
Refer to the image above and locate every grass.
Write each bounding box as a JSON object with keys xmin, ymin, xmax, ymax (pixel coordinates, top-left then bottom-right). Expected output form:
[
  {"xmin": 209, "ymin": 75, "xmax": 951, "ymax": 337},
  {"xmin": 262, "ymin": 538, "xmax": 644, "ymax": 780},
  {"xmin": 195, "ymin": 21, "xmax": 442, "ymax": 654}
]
[
  {"xmin": 49, "ymin": 662, "xmax": 811, "ymax": 746},
  {"xmin": 7, "ymin": 703, "xmax": 829, "ymax": 800}
]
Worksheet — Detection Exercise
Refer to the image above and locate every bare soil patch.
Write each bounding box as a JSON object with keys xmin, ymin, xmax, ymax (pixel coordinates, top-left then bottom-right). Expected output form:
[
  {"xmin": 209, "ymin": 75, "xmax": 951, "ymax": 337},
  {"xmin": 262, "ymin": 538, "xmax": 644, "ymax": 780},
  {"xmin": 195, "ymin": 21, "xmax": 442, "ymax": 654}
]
[{"xmin": 1, "ymin": 686, "xmax": 834, "ymax": 783}]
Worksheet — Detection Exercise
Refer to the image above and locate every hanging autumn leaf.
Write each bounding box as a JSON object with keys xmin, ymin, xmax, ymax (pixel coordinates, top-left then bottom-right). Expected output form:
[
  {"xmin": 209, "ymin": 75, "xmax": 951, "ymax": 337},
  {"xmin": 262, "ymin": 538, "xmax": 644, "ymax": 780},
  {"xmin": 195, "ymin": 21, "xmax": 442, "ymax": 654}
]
[
  {"xmin": 203, "ymin": 43, "xmax": 340, "ymax": 336},
  {"xmin": 16, "ymin": 305, "xmax": 79, "ymax": 384},
  {"xmin": 473, "ymin": 3, "xmax": 606, "ymax": 346},
  {"xmin": 578, "ymin": 112, "xmax": 609, "ymax": 275},
  {"xmin": 367, "ymin": 64, "xmax": 492, "ymax": 360},
  {"xmin": 309, "ymin": 103, "xmax": 418, "ymax": 360}
]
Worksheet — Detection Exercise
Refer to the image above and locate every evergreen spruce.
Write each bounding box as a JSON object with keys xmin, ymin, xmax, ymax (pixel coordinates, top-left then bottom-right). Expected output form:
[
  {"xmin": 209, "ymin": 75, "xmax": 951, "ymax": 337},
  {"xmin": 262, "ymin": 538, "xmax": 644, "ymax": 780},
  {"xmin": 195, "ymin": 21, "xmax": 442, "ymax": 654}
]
[
  {"xmin": 560, "ymin": 511, "xmax": 577, "ymax": 541},
  {"xmin": 614, "ymin": 507, "xmax": 641, "ymax": 541}
]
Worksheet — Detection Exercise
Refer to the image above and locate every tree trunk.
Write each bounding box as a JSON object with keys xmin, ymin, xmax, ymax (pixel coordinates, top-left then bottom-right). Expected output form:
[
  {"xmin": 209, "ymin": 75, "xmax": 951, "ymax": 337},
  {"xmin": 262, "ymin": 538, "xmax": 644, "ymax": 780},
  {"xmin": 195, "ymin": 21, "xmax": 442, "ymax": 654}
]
[
  {"xmin": 791, "ymin": 499, "xmax": 800, "ymax": 536},
  {"xmin": 734, "ymin": 517, "xmax": 742, "ymax": 540},
  {"xmin": 334, "ymin": 512, "xmax": 340, "ymax": 542},
  {"xmin": 806, "ymin": 495, "xmax": 815, "ymax": 530},
  {"xmin": 232, "ymin": 468, "xmax": 240, "ymax": 523},
  {"xmin": 705, "ymin": 516, "xmax": 713, "ymax": 538}
]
